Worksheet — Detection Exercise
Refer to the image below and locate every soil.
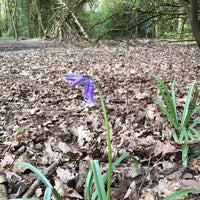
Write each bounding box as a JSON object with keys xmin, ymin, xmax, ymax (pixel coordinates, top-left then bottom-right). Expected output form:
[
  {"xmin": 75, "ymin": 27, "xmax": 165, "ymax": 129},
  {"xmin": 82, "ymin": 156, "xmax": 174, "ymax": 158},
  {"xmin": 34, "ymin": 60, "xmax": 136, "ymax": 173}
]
[{"xmin": 0, "ymin": 38, "xmax": 58, "ymax": 52}]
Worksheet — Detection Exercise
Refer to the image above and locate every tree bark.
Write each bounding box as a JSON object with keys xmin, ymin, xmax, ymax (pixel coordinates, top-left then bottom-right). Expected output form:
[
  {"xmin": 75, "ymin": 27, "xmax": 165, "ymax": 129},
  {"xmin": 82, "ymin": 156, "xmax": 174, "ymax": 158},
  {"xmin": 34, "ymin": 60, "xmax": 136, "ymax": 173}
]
[
  {"xmin": 177, "ymin": 7, "xmax": 185, "ymax": 39},
  {"xmin": 12, "ymin": 0, "xmax": 18, "ymax": 40},
  {"xmin": 34, "ymin": 0, "xmax": 47, "ymax": 38},
  {"xmin": 26, "ymin": 0, "xmax": 30, "ymax": 38},
  {"xmin": 181, "ymin": 0, "xmax": 200, "ymax": 47},
  {"xmin": 0, "ymin": 2, "xmax": 2, "ymax": 37},
  {"xmin": 8, "ymin": 0, "xmax": 18, "ymax": 40},
  {"xmin": 190, "ymin": 0, "xmax": 200, "ymax": 47}
]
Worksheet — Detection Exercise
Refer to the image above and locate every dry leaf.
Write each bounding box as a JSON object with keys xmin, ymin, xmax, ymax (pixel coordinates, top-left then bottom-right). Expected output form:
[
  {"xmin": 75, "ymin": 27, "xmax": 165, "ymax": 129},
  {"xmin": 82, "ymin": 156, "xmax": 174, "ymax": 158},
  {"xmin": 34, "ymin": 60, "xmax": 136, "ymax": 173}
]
[{"xmin": 154, "ymin": 140, "xmax": 179, "ymax": 156}]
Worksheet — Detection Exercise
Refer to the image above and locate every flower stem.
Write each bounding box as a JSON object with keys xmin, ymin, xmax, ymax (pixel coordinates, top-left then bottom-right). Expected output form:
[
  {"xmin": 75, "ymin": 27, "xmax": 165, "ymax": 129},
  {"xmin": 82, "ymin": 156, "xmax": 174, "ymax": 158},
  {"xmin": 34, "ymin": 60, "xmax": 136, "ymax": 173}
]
[{"xmin": 95, "ymin": 83, "xmax": 112, "ymax": 200}]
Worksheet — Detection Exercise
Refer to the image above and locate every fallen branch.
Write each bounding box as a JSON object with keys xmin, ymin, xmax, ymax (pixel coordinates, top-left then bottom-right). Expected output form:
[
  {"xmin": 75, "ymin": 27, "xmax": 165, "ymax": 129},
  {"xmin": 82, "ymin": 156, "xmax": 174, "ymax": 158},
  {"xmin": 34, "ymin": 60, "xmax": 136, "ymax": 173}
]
[{"xmin": 22, "ymin": 158, "xmax": 61, "ymax": 198}]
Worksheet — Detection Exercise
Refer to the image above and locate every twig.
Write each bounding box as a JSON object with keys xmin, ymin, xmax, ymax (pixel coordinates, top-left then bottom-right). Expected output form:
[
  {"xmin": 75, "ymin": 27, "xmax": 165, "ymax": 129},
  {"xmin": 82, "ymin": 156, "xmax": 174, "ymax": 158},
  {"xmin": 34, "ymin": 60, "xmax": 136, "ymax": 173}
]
[
  {"xmin": 136, "ymin": 143, "xmax": 156, "ymax": 200},
  {"xmin": 171, "ymin": 139, "xmax": 200, "ymax": 146},
  {"xmin": 22, "ymin": 158, "xmax": 61, "ymax": 198},
  {"xmin": 1, "ymin": 94, "xmax": 11, "ymax": 105}
]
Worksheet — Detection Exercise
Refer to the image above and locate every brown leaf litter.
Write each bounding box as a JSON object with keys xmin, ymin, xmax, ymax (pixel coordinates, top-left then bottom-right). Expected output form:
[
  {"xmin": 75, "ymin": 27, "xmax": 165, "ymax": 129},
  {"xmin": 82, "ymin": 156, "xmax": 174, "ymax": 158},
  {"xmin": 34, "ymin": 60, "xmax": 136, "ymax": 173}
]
[{"xmin": 0, "ymin": 39, "xmax": 200, "ymax": 199}]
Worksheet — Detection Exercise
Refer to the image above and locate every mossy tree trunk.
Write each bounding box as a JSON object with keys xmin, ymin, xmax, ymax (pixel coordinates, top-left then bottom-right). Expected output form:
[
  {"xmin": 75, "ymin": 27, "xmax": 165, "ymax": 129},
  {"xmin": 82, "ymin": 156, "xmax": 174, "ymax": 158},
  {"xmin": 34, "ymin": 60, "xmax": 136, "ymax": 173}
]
[
  {"xmin": 181, "ymin": 0, "xmax": 200, "ymax": 48},
  {"xmin": 190, "ymin": 0, "xmax": 200, "ymax": 47},
  {"xmin": 34, "ymin": 0, "xmax": 47, "ymax": 38},
  {"xmin": 177, "ymin": 7, "xmax": 185, "ymax": 40},
  {"xmin": 26, "ymin": 0, "xmax": 31, "ymax": 38},
  {"xmin": 8, "ymin": 0, "xmax": 18, "ymax": 41}
]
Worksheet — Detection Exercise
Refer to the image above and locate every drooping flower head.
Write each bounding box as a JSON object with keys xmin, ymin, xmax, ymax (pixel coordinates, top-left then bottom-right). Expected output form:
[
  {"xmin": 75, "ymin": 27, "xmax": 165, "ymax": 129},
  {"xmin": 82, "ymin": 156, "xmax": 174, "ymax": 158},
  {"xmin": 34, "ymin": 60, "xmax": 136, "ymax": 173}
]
[
  {"xmin": 65, "ymin": 74, "xmax": 96, "ymax": 104},
  {"xmin": 86, "ymin": 81, "xmax": 96, "ymax": 104},
  {"xmin": 65, "ymin": 74, "xmax": 85, "ymax": 87},
  {"xmin": 83, "ymin": 77, "xmax": 90, "ymax": 98}
]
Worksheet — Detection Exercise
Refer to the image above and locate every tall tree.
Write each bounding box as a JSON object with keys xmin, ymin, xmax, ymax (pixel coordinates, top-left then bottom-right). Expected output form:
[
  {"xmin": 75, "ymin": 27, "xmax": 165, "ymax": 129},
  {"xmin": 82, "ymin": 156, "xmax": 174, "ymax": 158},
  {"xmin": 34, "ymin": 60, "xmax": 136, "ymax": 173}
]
[
  {"xmin": 177, "ymin": 6, "xmax": 186, "ymax": 39},
  {"xmin": 7, "ymin": 0, "xmax": 18, "ymax": 40},
  {"xmin": 181, "ymin": 0, "xmax": 200, "ymax": 47},
  {"xmin": 34, "ymin": 0, "xmax": 47, "ymax": 38},
  {"xmin": 0, "ymin": 1, "xmax": 2, "ymax": 37}
]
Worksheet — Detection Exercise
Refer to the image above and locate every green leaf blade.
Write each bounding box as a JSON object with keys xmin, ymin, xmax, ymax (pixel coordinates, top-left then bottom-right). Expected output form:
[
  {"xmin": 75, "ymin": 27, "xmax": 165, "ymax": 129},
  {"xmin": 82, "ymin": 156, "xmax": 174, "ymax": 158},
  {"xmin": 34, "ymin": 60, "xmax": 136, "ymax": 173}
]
[
  {"xmin": 44, "ymin": 187, "xmax": 53, "ymax": 200},
  {"xmin": 85, "ymin": 164, "xmax": 93, "ymax": 200},
  {"xmin": 181, "ymin": 80, "xmax": 196, "ymax": 127},
  {"xmin": 14, "ymin": 162, "xmax": 52, "ymax": 188},
  {"xmin": 91, "ymin": 155, "xmax": 138, "ymax": 200},
  {"xmin": 90, "ymin": 160, "xmax": 107, "ymax": 200},
  {"xmin": 163, "ymin": 189, "xmax": 200, "ymax": 200}
]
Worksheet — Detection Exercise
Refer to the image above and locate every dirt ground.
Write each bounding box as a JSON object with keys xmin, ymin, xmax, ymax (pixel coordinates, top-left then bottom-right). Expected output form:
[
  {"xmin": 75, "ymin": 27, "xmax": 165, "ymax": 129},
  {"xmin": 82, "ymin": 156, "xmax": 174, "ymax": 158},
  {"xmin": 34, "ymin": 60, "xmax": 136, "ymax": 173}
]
[
  {"xmin": 0, "ymin": 38, "xmax": 59, "ymax": 52},
  {"xmin": 0, "ymin": 39, "xmax": 200, "ymax": 200}
]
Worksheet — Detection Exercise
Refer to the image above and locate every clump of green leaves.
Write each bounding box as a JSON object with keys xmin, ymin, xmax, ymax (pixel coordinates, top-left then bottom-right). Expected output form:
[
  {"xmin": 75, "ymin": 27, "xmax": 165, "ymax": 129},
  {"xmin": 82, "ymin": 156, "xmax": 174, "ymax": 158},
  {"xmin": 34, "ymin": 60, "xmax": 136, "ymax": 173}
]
[{"xmin": 153, "ymin": 74, "xmax": 200, "ymax": 167}]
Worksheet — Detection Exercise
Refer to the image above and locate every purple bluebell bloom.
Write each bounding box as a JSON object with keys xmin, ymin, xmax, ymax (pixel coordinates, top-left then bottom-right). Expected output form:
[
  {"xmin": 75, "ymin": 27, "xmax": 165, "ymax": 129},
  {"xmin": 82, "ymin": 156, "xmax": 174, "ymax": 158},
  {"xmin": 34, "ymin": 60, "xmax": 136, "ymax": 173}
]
[
  {"xmin": 65, "ymin": 73, "xmax": 96, "ymax": 104},
  {"xmin": 65, "ymin": 74, "xmax": 85, "ymax": 87},
  {"xmin": 65, "ymin": 74, "xmax": 76, "ymax": 80},
  {"xmin": 83, "ymin": 77, "xmax": 90, "ymax": 97},
  {"xmin": 86, "ymin": 81, "xmax": 96, "ymax": 104}
]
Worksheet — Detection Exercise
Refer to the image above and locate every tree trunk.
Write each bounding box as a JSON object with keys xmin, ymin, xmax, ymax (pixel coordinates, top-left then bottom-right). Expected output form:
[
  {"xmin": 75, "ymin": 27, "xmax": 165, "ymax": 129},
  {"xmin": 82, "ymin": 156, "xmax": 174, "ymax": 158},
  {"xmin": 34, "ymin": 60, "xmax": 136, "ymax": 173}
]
[
  {"xmin": 181, "ymin": 0, "xmax": 200, "ymax": 48},
  {"xmin": 26, "ymin": 0, "xmax": 30, "ymax": 38},
  {"xmin": 0, "ymin": 2, "xmax": 2, "ymax": 37},
  {"xmin": 190, "ymin": 0, "xmax": 200, "ymax": 47},
  {"xmin": 177, "ymin": 7, "xmax": 185, "ymax": 40},
  {"xmin": 8, "ymin": 0, "xmax": 18, "ymax": 40},
  {"xmin": 11, "ymin": 0, "xmax": 18, "ymax": 41},
  {"xmin": 34, "ymin": 0, "xmax": 47, "ymax": 38},
  {"xmin": 155, "ymin": 20, "xmax": 160, "ymax": 39}
]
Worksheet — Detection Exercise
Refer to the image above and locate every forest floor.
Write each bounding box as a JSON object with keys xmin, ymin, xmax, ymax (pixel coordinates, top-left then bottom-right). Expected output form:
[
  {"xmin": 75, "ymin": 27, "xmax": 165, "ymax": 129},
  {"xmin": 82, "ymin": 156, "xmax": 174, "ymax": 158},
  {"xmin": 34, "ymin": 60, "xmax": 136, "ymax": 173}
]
[{"xmin": 0, "ymin": 39, "xmax": 200, "ymax": 200}]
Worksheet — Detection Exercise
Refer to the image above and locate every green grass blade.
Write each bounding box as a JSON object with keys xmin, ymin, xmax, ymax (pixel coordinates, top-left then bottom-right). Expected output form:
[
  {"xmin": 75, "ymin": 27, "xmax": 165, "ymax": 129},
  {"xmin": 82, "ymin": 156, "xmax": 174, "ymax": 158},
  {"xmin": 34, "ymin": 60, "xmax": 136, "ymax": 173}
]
[
  {"xmin": 181, "ymin": 80, "xmax": 196, "ymax": 127},
  {"xmin": 181, "ymin": 145, "xmax": 189, "ymax": 167},
  {"xmin": 189, "ymin": 106, "xmax": 200, "ymax": 118},
  {"xmin": 163, "ymin": 189, "xmax": 200, "ymax": 200},
  {"xmin": 189, "ymin": 149, "xmax": 200, "ymax": 159},
  {"xmin": 184, "ymin": 88, "xmax": 199, "ymax": 127},
  {"xmin": 188, "ymin": 117, "xmax": 200, "ymax": 129},
  {"xmin": 44, "ymin": 187, "xmax": 53, "ymax": 200},
  {"xmin": 14, "ymin": 162, "xmax": 52, "ymax": 188},
  {"xmin": 92, "ymin": 155, "xmax": 138, "ymax": 200},
  {"xmin": 153, "ymin": 74, "xmax": 178, "ymax": 124},
  {"xmin": 190, "ymin": 128, "xmax": 200, "ymax": 139},
  {"xmin": 156, "ymin": 99, "xmax": 179, "ymax": 129},
  {"xmin": 179, "ymin": 130, "xmax": 184, "ymax": 141},
  {"xmin": 52, "ymin": 188, "xmax": 63, "ymax": 200},
  {"xmin": 172, "ymin": 130, "xmax": 179, "ymax": 141},
  {"xmin": 179, "ymin": 127, "xmax": 189, "ymax": 141},
  {"xmin": 110, "ymin": 155, "xmax": 138, "ymax": 172},
  {"xmin": 183, "ymin": 127, "xmax": 189, "ymax": 141},
  {"xmin": 171, "ymin": 77, "xmax": 178, "ymax": 123},
  {"xmin": 187, "ymin": 130, "xmax": 194, "ymax": 140},
  {"xmin": 156, "ymin": 81, "xmax": 174, "ymax": 116},
  {"xmin": 85, "ymin": 164, "xmax": 93, "ymax": 200},
  {"xmin": 90, "ymin": 160, "xmax": 107, "ymax": 200}
]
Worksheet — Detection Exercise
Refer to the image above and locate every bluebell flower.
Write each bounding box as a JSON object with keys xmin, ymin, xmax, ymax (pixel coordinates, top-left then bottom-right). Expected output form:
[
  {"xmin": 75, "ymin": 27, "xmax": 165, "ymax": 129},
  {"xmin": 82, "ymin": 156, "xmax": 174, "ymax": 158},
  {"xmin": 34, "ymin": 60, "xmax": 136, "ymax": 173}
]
[
  {"xmin": 86, "ymin": 81, "xmax": 96, "ymax": 104},
  {"xmin": 83, "ymin": 77, "xmax": 90, "ymax": 98},
  {"xmin": 70, "ymin": 74, "xmax": 85, "ymax": 87},
  {"xmin": 65, "ymin": 74, "xmax": 96, "ymax": 104},
  {"xmin": 65, "ymin": 74, "xmax": 76, "ymax": 80}
]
